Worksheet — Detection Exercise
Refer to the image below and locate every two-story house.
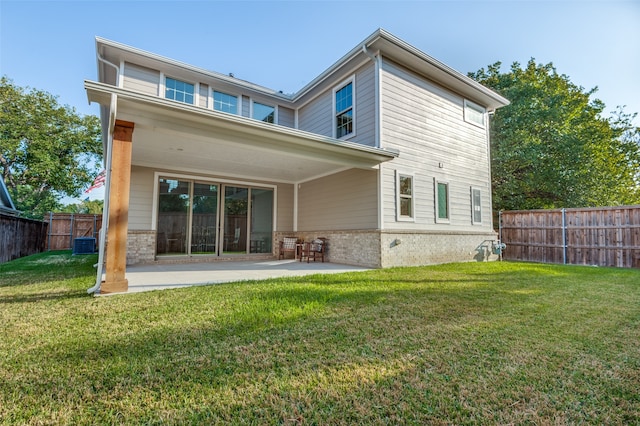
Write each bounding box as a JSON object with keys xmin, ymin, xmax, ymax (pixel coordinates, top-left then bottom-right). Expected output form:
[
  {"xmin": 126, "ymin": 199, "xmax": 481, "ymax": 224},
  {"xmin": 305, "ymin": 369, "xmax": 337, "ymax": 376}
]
[{"xmin": 85, "ymin": 28, "xmax": 509, "ymax": 294}]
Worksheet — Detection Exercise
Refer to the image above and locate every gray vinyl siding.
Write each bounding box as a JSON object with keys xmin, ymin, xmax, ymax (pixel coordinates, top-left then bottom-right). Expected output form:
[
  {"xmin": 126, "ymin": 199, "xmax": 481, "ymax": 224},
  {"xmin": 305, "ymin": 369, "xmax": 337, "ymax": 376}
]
[
  {"xmin": 298, "ymin": 91, "xmax": 332, "ymax": 136},
  {"xmin": 297, "ymin": 63, "xmax": 376, "ymax": 145},
  {"xmin": 242, "ymin": 95, "xmax": 250, "ymax": 118},
  {"xmin": 380, "ymin": 59, "xmax": 493, "ymax": 231},
  {"xmin": 276, "ymin": 183, "xmax": 294, "ymax": 232},
  {"xmin": 278, "ymin": 106, "xmax": 295, "ymax": 128},
  {"xmin": 122, "ymin": 63, "xmax": 160, "ymax": 96},
  {"xmin": 297, "ymin": 169, "xmax": 378, "ymax": 231},
  {"xmin": 128, "ymin": 166, "xmax": 155, "ymax": 230},
  {"xmin": 199, "ymin": 84, "xmax": 208, "ymax": 108}
]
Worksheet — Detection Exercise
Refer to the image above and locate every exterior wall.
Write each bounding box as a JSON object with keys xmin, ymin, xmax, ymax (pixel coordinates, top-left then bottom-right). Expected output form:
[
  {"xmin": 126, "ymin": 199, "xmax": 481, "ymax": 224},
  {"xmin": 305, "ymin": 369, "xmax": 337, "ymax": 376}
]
[
  {"xmin": 297, "ymin": 62, "xmax": 376, "ymax": 146},
  {"xmin": 242, "ymin": 95, "xmax": 250, "ymax": 117},
  {"xmin": 129, "ymin": 166, "xmax": 155, "ymax": 230},
  {"xmin": 199, "ymin": 84, "xmax": 208, "ymax": 108},
  {"xmin": 380, "ymin": 230, "xmax": 499, "ymax": 267},
  {"xmin": 278, "ymin": 106, "xmax": 295, "ymax": 128},
  {"xmin": 122, "ymin": 63, "xmax": 160, "ymax": 95},
  {"xmin": 380, "ymin": 58, "xmax": 493, "ymax": 232},
  {"xmin": 127, "ymin": 230, "xmax": 156, "ymax": 264},
  {"xmin": 297, "ymin": 168, "xmax": 378, "ymax": 231}
]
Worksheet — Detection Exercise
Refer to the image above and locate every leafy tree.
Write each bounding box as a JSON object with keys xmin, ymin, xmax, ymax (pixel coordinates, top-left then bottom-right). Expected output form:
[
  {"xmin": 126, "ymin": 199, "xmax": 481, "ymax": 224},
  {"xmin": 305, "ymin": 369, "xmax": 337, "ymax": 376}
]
[
  {"xmin": 469, "ymin": 60, "xmax": 640, "ymax": 212},
  {"xmin": 0, "ymin": 76, "xmax": 102, "ymax": 219},
  {"xmin": 59, "ymin": 199, "xmax": 104, "ymax": 214}
]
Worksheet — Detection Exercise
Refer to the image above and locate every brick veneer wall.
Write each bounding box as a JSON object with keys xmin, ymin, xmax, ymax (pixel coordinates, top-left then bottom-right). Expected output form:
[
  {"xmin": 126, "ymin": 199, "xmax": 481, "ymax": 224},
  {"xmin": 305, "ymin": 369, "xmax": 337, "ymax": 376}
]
[
  {"xmin": 276, "ymin": 229, "xmax": 499, "ymax": 268},
  {"xmin": 126, "ymin": 230, "xmax": 156, "ymax": 265}
]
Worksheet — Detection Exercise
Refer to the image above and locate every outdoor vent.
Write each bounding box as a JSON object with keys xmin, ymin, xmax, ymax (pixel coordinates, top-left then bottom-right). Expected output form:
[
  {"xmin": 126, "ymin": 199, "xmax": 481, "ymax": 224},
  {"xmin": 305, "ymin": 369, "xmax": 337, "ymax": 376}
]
[{"xmin": 73, "ymin": 237, "xmax": 96, "ymax": 255}]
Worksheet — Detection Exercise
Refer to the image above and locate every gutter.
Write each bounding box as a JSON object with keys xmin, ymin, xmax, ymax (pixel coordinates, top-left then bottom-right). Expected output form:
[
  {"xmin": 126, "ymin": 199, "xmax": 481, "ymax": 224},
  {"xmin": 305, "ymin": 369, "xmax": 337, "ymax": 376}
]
[{"xmin": 87, "ymin": 53, "xmax": 119, "ymax": 295}]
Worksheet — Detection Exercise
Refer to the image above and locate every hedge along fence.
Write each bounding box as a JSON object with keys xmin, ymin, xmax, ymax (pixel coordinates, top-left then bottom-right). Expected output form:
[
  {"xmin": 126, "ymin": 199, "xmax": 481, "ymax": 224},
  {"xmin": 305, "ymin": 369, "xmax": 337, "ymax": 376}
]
[
  {"xmin": 499, "ymin": 206, "xmax": 640, "ymax": 268},
  {"xmin": 45, "ymin": 213, "xmax": 102, "ymax": 251},
  {"xmin": 0, "ymin": 213, "xmax": 48, "ymax": 263}
]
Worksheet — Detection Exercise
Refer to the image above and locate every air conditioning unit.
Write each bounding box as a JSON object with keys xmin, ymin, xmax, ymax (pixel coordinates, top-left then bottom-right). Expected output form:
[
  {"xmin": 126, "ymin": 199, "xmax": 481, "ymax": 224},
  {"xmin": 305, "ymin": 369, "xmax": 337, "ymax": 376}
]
[{"xmin": 73, "ymin": 237, "xmax": 96, "ymax": 255}]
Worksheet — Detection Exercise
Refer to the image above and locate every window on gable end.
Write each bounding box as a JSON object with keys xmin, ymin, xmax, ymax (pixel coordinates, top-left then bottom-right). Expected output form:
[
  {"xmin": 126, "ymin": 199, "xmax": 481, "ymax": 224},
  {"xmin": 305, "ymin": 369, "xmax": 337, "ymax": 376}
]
[
  {"xmin": 334, "ymin": 79, "xmax": 354, "ymax": 138},
  {"xmin": 464, "ymin": 99, "xmax": 485, "ymax": 128}
]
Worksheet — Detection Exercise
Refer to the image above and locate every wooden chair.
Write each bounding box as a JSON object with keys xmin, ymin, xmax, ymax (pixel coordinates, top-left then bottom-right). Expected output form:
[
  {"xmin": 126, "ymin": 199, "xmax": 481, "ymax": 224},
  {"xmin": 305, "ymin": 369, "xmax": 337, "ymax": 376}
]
[
  {"xmin": 300, "ymin": 238, "xmax": 326, "ymax": 263},
  {"xmin": 279, "ymin": 236, "xmax": 298, "ymax": 259}
]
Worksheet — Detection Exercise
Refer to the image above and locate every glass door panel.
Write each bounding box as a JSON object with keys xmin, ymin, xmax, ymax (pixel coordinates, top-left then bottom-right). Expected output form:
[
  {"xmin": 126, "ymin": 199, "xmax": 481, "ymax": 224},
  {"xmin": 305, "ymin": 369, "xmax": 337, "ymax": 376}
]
[
  {"xmin": 157, "ymin": 178, "xmax": 190, "ymax": 255},
  {"xmin": 223, "ymin": 186, "xmax": 248, "ymax": 254},
  {"xmin": 250, "ymin": 188, "xmax": 273, "ymax": 253},
  {"xmin": 191, "ymin": 183, "xmax": 218, "ymax": 255}
]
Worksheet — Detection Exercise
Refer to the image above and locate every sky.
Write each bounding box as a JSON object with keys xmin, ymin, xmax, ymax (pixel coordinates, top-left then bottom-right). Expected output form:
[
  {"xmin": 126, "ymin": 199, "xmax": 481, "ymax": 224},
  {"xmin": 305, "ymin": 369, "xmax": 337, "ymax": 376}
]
[{"xmin": 1, "ymin": 0, "xmax": 639, "ymax": 201}]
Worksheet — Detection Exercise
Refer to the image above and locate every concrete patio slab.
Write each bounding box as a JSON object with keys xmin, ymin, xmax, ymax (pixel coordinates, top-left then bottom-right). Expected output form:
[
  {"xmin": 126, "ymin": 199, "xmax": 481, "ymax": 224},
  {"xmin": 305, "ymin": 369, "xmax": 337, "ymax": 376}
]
[{"xmin": 101, "ymin": 260, "xmax": 370, "ymax": 295}]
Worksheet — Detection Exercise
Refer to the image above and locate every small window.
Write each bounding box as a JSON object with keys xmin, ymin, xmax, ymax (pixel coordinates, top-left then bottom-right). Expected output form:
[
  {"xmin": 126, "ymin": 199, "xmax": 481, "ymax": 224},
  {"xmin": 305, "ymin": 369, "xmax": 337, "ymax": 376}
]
[
  {"xmin": 165, "ymin": 77, "xmax": 194, "ymax": 104},
  {"xmin": 213, "ymin": 91, "xmax": 238, "ymax": 114},
  {"xmin": 464, "ymin": 99, "xmax": 485, "ymax": 128},
  {"xmin": 334, "ymin": 79, "xmax": 354, "ymax": 138},
  {"xmin": 435, "ymin": 180, "xmax": 449, "ymax": 223},
  {"xmin": 396, "ymin": 172, "xmax": 414, "ymax": 221},
  {"xmin": 471, "ymin": 187, "xmax": 482, "ymax": 224},
  {"xmin": 253, "ymin": 102, "xmax": 275, "ymax": 123}
]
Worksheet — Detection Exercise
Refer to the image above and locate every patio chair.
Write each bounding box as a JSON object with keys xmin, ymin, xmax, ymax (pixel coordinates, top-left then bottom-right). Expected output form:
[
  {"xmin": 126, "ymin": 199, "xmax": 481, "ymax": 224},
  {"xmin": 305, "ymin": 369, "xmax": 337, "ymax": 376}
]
[
  {"xmin": 279, "ymin": 236, "xmax": 298, "ymax": 259},
  {"xmin": 300, "ymin": 238, "xmax": 326, "ymax": 263}
]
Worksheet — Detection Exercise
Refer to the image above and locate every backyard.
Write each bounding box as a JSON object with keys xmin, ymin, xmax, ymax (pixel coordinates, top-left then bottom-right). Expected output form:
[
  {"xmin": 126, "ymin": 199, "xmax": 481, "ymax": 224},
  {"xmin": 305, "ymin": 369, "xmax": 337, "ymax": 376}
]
[{"xmin": 0, "ymin": 251, "xmax": 638, "ymax": 424}]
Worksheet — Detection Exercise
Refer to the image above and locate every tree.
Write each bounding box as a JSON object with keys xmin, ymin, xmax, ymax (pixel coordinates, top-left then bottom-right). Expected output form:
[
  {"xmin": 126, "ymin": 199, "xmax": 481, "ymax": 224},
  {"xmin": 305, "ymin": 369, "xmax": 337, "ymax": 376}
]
[
  {"xmin": 0, "ymin": 76, "xmax": 102, "ymax": 219},
  {"xmin": 59, "ymin": 199, "xmax": 104, "ymax": 214},
  {"xmin": 469, "ymin": 60, "xmax": 640, "ymax": 212}
]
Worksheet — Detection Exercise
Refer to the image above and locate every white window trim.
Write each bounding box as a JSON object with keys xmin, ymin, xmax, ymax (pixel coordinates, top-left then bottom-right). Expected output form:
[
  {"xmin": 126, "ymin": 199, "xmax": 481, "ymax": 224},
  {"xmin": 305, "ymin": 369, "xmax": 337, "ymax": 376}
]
[
  {"xmin": 464, "ymin": 99, "xmax": 486, "ymax": 128},
  {"xmin": 250, "ymin": 98, "xmax": 278, "ymax": 124},
  {"xmin": 396, "ymin": 170, "xmax": 415, "ymax": 222},
  {"xmin": 471, "ymin": 187, "xmax": 482, "ymax": 225},
  {"xmin": 434, "ymin": 178, "xmax": 450, "ymax": 224},
  {"xmin": 164, "ymin": 75, "xmax": 196, "ymax": 105},
  {"xmin": 211, "ymin": 89, "xmax": 240, "ymax": 115},
  {"xmin": 332, "ymin": 75, "xmax": 356, "ymax": 140}
]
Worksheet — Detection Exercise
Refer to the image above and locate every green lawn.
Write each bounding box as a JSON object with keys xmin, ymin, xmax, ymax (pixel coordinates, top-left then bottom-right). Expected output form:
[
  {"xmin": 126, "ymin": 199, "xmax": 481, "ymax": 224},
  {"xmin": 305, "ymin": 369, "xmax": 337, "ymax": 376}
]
[{"xmin": 1, "ymin": 251, "xmax": 639, "ymax": 425}]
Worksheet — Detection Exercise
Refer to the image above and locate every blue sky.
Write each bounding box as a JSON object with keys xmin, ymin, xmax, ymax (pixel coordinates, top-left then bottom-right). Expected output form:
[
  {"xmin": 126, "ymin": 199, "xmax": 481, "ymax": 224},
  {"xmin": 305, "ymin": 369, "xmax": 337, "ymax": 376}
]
[
  {"xmin": 1, "ymin": 0, "xmax": 639, "ymax": 120},
  {"xmin": 1, "ymin": 0, "xmax": 639, "ymax": 202}
]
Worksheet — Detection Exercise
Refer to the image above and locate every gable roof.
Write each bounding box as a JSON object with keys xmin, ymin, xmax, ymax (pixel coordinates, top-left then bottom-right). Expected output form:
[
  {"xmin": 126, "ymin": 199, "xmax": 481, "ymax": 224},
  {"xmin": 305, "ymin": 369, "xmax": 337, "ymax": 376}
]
[
  {"xmin": 0, "ymin": 177, "xmax": 19, "ymax": 216},
  {"xmin": 95, "ymin": 28, "xmax": 509, "ymax": 111}
]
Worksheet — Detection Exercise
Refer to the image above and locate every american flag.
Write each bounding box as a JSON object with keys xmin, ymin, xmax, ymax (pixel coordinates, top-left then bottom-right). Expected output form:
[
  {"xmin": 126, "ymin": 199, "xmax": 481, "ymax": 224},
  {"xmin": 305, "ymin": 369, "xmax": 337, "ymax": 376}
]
[{"xmin": 85, "ymin": 170, "xmax": 106, "ymax": 194}]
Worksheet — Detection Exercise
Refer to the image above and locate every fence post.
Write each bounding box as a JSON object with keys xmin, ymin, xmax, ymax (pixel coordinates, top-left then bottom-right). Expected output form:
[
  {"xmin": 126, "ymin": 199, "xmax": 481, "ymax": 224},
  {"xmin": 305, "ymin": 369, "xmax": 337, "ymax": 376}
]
[
  {"xmin": 561, "ymin": 208, "xmax": 567, "ymax": 265},
  {"xmin": 47, "ymin": 212, "xmax": 52, "ymax": 251}
]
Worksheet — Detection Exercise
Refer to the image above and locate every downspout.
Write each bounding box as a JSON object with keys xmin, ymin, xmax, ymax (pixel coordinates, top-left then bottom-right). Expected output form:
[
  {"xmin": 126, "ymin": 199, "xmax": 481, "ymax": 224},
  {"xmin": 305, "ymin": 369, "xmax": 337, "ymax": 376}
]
[
  {"xmin": 362, "ymin": 43, "xmax": 385, "ymax": 231},
  {"xmin": 87, "ymin": 53, "xmax": 119, "ymax": 295}
]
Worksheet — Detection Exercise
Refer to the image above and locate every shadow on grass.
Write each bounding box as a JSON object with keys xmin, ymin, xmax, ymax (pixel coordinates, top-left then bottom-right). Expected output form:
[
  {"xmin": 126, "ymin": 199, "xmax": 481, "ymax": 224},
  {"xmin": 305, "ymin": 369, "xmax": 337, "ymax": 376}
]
[{"xmin": 0, "ymin": 290, "xmax": 90, "ymax": 304}]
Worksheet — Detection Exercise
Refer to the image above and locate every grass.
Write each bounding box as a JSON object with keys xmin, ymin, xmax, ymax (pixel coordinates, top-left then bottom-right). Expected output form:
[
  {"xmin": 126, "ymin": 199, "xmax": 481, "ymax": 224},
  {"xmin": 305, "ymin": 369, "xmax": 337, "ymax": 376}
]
[{"xmin": 1, "ymin": 251, "xmax": 639, "ymax": 425}]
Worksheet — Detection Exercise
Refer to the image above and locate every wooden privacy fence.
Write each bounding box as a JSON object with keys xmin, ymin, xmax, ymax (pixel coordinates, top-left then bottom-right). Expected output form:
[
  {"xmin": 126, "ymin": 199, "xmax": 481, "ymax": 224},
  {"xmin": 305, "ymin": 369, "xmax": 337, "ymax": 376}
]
[
  {"xmin": 45, "ymin": 213, "xmax": 102, "ymax": 251},
  {"xmin": 0, "ymin": 214, "xmax": 48, "ymax": 263},
  {"xmin": 499, "ymin": 206, "xmax": 640, "ymax": 268}
]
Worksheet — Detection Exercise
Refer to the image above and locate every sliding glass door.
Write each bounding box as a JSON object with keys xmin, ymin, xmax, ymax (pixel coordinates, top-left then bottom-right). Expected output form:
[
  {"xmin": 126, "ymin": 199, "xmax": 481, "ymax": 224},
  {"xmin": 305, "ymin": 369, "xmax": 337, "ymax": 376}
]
[{"xmin": 156, "ymin": 177, "xmax": 273, "ymax": 257}]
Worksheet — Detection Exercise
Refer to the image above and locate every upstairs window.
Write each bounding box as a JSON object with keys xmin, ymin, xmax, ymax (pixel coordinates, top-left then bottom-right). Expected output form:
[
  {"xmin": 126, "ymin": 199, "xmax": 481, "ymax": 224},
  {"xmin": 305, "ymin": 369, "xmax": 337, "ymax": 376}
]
[
  {"xmin": 464, "ymin": 99, "xmax": 485, "ymax": 128},
  {"xmin": 334, "ymin": 80, "xmax": 354, "ymax": 138},
  {"xmin": 253, "ymin": 102, "xmax": 275, "ymax": 123},
  {"xmin": 435, "ymin": 180, "xmax": 450, "ymax": 223},
  {"xmin": 213, "ymin": 91, "xmax": 238, "ymax": 114},
  {"xmin": 396, "ymin": 172, "xmax": 414, "ymax": 221},
  {"xmin": 165, "ymin": 77, "xmax": 194, "ymax": 104}
]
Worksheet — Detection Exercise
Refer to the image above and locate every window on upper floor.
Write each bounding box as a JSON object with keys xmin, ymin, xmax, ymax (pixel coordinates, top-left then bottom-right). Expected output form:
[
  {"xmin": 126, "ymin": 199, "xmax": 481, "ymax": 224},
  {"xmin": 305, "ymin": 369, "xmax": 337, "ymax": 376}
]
[
  {"xmin": 396, "ymin": 171, "xmax": 414, "ymax": 221},
  {"xmin": 253, "ymin": 102, "xmax": 275, "ymax": 123},
  {"xmin": 213, "ymin": 91, "xmax": 238, "ymax": 114},
  {"xmin": 471, "ymin": 187, "xmax": 482, "ymax": 225},
  {"xmin": 165, "ymin": 77, "xmax": 194, "ymax": 104},
  {"xmin": 464, "ymin": 99, "xmax": 486, "ymax": 128},
  {"xmin": 435, "ymin": 179, "xmax": 450, "ymax": 223},
  {"xmin": 334, "ymin": 79, "xmax": 354, "ymax": 139}
]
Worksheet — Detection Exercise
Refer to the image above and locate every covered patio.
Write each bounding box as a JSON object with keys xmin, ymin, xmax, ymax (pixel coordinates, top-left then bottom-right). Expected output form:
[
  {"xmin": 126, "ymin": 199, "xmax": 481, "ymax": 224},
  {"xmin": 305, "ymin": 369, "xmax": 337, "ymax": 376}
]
[{"xmin": 101, "ymin": 259, "xmax": 370, "ymax": 295}]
